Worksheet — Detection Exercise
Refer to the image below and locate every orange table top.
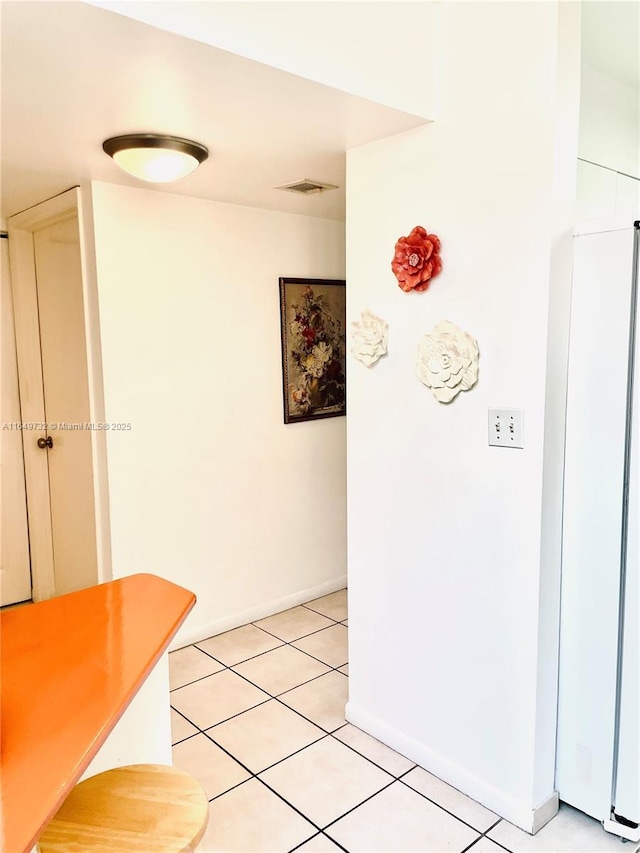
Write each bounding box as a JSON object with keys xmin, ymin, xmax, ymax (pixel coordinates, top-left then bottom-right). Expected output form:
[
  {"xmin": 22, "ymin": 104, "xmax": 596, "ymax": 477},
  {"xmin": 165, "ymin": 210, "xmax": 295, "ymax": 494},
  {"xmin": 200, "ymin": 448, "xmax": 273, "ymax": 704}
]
[{"xmin": 0, "ymin": 573, "xmax": 196, "ymax": 853}]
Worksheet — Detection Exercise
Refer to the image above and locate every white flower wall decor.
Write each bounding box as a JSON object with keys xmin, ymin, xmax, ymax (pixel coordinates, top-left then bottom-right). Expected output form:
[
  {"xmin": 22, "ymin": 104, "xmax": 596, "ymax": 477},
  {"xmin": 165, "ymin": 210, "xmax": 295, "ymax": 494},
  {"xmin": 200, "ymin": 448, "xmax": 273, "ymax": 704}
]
[
  {"xmin": 416, "ymin": 320, "xmax": 479, "ymax": 403},
  {"xmin": 351, "ymin": 309, "xmax": 389, "ymax": 367}
]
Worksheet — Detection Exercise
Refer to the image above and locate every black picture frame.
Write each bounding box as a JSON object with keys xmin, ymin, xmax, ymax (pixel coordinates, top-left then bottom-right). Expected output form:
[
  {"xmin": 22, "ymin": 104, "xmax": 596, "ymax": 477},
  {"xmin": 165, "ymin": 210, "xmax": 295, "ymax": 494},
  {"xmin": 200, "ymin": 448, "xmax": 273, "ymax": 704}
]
[{"xmin": 279, "ymin": 277, "xmax": 347, "ymax": 424}]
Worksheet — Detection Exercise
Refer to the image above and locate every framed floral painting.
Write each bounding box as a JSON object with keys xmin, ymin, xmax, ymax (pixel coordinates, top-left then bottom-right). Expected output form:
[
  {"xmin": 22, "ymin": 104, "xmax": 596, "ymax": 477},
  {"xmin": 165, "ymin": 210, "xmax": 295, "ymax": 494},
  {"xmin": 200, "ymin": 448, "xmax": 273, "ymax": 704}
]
[{"xmin": 279, "ymin": 277, "xmax": 346, "ymax": 424}]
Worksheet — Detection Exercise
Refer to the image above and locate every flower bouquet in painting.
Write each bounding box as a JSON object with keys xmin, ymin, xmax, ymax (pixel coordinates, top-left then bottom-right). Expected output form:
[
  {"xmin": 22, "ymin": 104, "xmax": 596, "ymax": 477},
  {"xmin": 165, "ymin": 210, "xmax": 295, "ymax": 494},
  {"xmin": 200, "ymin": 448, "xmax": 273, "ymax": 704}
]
[{"xmin": 279, "ymin": 278, "xmax": 346, "ymax": 423}]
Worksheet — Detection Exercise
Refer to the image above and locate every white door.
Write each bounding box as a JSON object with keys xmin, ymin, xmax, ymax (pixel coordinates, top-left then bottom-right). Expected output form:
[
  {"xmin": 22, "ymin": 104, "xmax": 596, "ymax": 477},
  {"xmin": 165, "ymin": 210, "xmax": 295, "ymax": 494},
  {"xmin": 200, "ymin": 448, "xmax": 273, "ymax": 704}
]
[
  {"xmin": 8, "ymin": 189, "xmax": 100, "ymax": 600},
  {"xmin": 1, "ymin": 237, "xmax": 32, "ymax": 606}
]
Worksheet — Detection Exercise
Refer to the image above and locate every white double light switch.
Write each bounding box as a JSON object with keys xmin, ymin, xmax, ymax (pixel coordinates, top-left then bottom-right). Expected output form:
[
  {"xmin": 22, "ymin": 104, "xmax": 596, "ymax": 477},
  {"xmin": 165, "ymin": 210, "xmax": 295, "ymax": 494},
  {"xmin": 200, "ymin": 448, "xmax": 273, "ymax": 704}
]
[{"xmin": 488, "ymin": 408, "xmax": 524, "ymax": 448}]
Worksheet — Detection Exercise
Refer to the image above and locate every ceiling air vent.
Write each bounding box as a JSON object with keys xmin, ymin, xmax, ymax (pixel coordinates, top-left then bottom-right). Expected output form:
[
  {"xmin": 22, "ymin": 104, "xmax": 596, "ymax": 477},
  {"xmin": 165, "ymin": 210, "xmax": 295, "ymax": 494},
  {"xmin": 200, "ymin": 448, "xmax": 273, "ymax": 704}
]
[{"xmin": 276, "ymin": 178, "xmax": 339, "ymax": 195}]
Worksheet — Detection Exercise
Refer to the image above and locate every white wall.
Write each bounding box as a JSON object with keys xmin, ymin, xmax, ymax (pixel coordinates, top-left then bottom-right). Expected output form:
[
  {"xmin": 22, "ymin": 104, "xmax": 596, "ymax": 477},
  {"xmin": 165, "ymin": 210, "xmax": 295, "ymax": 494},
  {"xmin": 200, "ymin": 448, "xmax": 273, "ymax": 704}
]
[
  {"xmin": 0, "ymin": 238, "xmax": 31, "ymax": 606},
  {"xmin": 346, "ymin": 1, "xmax": 580, "ymax": 833},
  {"xmin": 89, "ymin": 182, "xmax": 346, "ymax": 645},
  {"xmin": 576, "ymin": 62, "xmax": 640, "ymax": 220},
  {"xmin": 81, "ymin": 655, "xmax": 172, "ymax": 779},
  {"xmin": 576, "ymin": 0, "xmax": 640, "ymax": 221},
  {"xmin": 89, "ymin": 1, "xmax": 436, "ymax": 120},
  {"xmin": 579, "ymin": 63, "xmax": 639, "ymax": 178},
  {"xmin": 576, "ymin": 160, "xmax": 640, "ymax": 221}
]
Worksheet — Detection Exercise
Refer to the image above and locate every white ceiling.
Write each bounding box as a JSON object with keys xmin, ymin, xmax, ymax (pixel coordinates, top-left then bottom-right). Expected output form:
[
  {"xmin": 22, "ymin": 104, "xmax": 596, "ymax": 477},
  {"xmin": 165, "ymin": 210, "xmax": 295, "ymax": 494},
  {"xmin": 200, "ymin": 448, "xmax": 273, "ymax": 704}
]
[
  {"xmin": 0, "ymin": 1, "xmax": 427, "ymax": 222},
  {"xmin": 4, "ymin": 1, "xmax": 636, "ymax": 226}
]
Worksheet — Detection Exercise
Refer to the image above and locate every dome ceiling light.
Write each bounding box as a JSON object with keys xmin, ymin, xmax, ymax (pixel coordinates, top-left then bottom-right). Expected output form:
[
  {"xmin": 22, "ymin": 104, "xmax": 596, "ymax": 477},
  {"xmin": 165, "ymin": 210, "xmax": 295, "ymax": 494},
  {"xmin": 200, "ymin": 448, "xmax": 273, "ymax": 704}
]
[{"xmin": 102, "ymin": 134, "xmax": 209, "ymax": 183}]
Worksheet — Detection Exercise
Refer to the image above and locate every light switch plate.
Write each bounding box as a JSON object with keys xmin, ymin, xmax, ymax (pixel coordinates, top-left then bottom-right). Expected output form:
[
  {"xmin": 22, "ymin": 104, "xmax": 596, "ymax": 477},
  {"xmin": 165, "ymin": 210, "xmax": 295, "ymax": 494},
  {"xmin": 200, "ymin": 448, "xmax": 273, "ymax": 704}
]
[{"xmin": 488, "ymin": 408, "xmax": 524, "ymax": 448}]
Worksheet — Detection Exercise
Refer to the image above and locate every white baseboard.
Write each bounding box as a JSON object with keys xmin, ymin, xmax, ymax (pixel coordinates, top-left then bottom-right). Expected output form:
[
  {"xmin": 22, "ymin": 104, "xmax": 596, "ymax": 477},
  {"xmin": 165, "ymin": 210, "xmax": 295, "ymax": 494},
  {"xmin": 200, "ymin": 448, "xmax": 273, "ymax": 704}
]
[
  {"xmin": 170, "ymin": 574, "xmax": 347, "ymax": 650},
  {"xmin": 345, "ymin": 701, "xmax": 559, "ymax": 834},
  {"xmin": 531, "ymin": 790, "xmax": 559, "ymax": 833}
]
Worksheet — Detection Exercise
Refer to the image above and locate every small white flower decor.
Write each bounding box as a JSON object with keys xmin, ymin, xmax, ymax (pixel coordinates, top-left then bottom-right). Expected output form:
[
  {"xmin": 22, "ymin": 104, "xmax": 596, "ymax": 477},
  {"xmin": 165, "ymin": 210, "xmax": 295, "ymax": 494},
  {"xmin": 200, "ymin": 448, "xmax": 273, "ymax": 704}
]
[
  {"xmin": 416, "ymin": 320, "xmax": 479, "ymax": 403},
  {"xmin": 350, "ymin": 309, "xmax": 389, "ymax": 367}
]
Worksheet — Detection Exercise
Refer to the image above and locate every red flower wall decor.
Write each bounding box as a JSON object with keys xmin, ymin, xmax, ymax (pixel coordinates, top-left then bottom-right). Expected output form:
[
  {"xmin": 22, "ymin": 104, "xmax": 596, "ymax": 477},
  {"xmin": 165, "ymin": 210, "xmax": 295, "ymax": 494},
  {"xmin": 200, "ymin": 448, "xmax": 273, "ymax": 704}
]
[{"xmin": 391, "ymin": 226, "xmax": 442, "ymax": 293}]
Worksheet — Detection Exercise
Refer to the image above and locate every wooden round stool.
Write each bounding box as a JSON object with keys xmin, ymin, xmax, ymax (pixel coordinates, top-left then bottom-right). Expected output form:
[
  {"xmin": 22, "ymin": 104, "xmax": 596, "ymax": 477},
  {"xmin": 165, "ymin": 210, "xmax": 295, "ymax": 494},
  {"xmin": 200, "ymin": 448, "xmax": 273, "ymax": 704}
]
[{"xmin": 37, "ymin": 764, "xmax": 209, "ymax": 852}]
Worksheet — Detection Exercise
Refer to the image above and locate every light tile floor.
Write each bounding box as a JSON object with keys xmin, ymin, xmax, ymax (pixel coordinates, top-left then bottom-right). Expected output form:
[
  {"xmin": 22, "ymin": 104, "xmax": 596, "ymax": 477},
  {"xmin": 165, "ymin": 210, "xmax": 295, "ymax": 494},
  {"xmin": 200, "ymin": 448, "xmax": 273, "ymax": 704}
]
[{"xmin": 170, "ymin": 589, "xmax": 639, "ymax": 853}]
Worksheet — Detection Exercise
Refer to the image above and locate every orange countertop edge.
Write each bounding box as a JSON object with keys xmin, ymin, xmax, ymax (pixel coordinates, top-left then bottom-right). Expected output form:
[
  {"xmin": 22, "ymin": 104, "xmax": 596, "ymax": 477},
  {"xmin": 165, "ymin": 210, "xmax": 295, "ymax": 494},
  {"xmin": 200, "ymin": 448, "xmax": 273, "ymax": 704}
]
[{"xmin": 0, "ymin": 573, "xmax": 196, "ymax": 853}]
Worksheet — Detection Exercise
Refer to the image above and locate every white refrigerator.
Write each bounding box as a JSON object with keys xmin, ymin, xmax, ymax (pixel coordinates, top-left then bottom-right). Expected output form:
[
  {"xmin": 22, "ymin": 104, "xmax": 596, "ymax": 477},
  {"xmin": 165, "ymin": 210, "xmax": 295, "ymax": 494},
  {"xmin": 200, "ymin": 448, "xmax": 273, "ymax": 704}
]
[{"xmin": 556, "ymin": 219, "xmax": 639, "ymax": 841}]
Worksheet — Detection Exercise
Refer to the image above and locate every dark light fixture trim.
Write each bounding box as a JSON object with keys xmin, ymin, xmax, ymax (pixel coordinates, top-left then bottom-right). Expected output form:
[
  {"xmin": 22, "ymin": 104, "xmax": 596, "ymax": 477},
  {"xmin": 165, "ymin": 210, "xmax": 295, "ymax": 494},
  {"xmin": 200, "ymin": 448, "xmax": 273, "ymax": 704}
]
[{"xmin": 102, "ymin": 133, "xmax": 209, "ymax": 164}]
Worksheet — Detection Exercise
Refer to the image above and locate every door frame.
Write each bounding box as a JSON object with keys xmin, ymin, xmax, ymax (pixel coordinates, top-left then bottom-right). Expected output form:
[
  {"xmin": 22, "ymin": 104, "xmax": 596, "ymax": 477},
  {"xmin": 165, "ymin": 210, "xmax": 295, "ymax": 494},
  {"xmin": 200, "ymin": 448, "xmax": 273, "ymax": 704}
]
[{"xmin": 8, "ymin": 187, "xmax": 111, "ymax": 600}]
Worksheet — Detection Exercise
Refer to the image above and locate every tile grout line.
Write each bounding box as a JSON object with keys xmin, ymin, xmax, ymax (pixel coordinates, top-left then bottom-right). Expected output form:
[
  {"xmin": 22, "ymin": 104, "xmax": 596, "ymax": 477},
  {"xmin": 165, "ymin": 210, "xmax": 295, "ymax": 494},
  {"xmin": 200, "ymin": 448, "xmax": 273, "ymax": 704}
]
[
  {"xmin": 192, "ymin": 640, "xmax": 285, "ymax": 668},
  {"xmin": 253, "ymin": 614, "xmax": 344, "ymax": 639},
  {"xmin": 300, "ymin": 598, "xmax": 348, "ymax": 621},
  {"xmin": 205, "ymin": 726, "xmax": 332, "ymax": 779},
  {"xmin": 174, "ymin": 714, "xmax": 507, "ymax": 853},
  {"xmin": 228, "ymin": 658, "xmax": 340, "ymax": 703},
  {"xmin": 175, "ymin": 721, "xmax": 496, "ymax": 853},
  {"xmin": 328, "ymin": 730, "xmax": 417, "ymax": 780},
  {"xmin": 459, "ymin": 826, "xmax": 513, "ymax": 853},
  {"xmin": 288, "ymin": 830, "xmax": 351, "ymax": 853},
  {"xmin": 173, "ymin": 647, "xmax": 446, "ymax": 839},
  {"xmin": 182, "ymin": 706, "xmax": 390, "ymax": 785},
  {"xmin": 471, "ymin": 815, "xmax": 514, "ymax": 853},
  {"xmin": 172, "ymin": 661, "xmax": 348, "ymax": 744},
  {"xmin": 177, "ymin": 690, "xmax": 495, "ymax": 848},
  {"xmin": 460, "ymin": 839, "xmax": 485, "ymax": 853},
  {"xmin": 490, "ymin": 838, "xmax": 513, "ymax": 852},
  {"xmin": 171, "ymin": 592, "xmax": 346, "ymax": 673},
  {"xmin": 175, "ymin": 595, "xmax": 353, "ymax": 849},
  {"xmin": 174, "ymin": 593, "xmax": 386, "ymax": 849},
  {"xmin": 318, "ymin": 831, "xmax": 350, "ymax": 853},
  {"xmin": 477, "ymin": 817, "xmax": 514, "ymax": 853},
  {"xmin": 287, "ymin": 831, "xmax": 324, "ymax": 853},
  {"xmin": 170, "ymin": 705, "xmax": 196, "ymax": 726},
  {"xmin": 245, "ymin": 622, "xmax": 349, "ymax": 671},
  {"xmin": 210, "ymin": 762, "xmax": 394, "ymax": 850},
  {"xmin": 173, "ymin": 623, "xmax": 347, "ymax": 694},
  {"xmin": 170, "ymin": 602, "xmax": 523, "ymax": 853},
  {"xmin": 205, "ymin": 775, "xmax": 254, "ymax": 804},
  {"xmin": 394, "ymin": 774, "xmax": 501, "ymax": 838},
  {"xmin": 172, "ymin": 676, "xmax": 347, "ymax": 747},
  {"xmin": 189, "ymin": 719, "xmax": 332, "ymax": 834},
  {"xmin": 181, "ymin": 604, "xmax": 344, "ymax": 668},
  {"xmin": 170, "ymin": 593, "xmax": 514, "ymax": 853},
  {"xmin": 174, "ymin": 598, "xmax": 461, "ymax": 840},
  {"xmin": 321, "ymin": 776, "xmax": 398, "ymax": 834},
  {"xmin": 170, "ymin": 644, "xmax": 346, "ymax": 697},
  {"xmin": 171, "ymin": 591, "xmax": 348, "ymax": 677},
  {"xmin": 170, "ymin": 664, "xmax": 226, "ymax": 693},
  {"xmin": 171, "ymin": 624, "xmax": 348, "ymax": 706},
  {"xmin": 306, "ymin": 755, "xmax": 490, "ymax": 846},
  {"xmin": 321, "ymin": 773, "xmax": 487, "ymax": 853},
  {"xmin": 173, "ymin": 690, "xmax": 507, "ymax": 850},
  {"xmin": 198, "ymin": 725, "xmax": 387, "ymax": 847},
  {"xmin": 272, "ymin": 694, "xmax": 349, "ymax": 735},
  {"xmin": 203, "ymin": 768, "xmax": 326, "ymax": 845},
  {"xmin": 249, "ymin": 725, "xmax": 398, "ymax": 786},
  {"xmin": 171, "ymin": 694, "xmax": 272, "ymax": 737},
  {"xmin": 250, "ymin": 774, "xmax": 324, "ymax": 835},
  {"xmin": 171, "ymin": 671, "xmax": 348, "ymax": 707}
]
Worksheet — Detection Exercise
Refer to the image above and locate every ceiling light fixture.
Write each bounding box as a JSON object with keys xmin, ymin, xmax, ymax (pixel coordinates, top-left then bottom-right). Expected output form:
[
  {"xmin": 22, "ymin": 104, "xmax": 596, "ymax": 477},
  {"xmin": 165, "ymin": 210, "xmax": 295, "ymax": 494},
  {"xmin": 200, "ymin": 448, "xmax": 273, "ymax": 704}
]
[{"xmin": 102, "ymin": 134, "xmax": 209, "ymax": 183}]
